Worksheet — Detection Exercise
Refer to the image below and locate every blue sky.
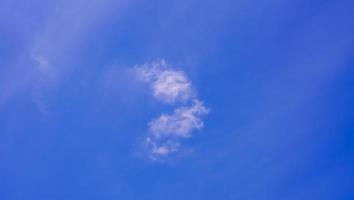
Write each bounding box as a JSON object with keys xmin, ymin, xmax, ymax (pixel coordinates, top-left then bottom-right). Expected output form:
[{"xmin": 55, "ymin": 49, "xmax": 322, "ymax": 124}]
[{"xmin": 1, "ymin": 0, "xmax": 354, "ymax": 199}]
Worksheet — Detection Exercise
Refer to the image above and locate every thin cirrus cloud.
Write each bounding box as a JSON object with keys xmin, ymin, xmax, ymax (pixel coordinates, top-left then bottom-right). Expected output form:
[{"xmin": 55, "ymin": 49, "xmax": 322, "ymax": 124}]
[
  {"xmin": 135, "ymin": 59, "xmax": 209, "ymax": 161},
  {"xmin": 0, "ymin": 0, "xmax": 131, "ymax": 110}
]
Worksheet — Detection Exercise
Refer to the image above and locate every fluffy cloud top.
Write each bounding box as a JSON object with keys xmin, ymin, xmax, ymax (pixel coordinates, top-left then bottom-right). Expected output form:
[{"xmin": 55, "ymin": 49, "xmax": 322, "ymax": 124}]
[{"xmin": 135, "ymin": 60, "xmax": 194, "ymax": 104}]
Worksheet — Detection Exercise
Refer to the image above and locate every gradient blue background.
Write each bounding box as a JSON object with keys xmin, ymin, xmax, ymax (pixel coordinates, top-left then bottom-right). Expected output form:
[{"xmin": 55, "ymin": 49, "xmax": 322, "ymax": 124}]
[{"xmin": 1, "ymin": 0, "xmax": 354, "ymax": 199}]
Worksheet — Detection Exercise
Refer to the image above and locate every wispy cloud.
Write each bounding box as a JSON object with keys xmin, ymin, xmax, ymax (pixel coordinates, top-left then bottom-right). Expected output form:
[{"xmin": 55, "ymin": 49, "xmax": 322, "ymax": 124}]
[
  {"xmin": 144, "ymin": 138, "xmax": 180, "ymax": 158},
  {"xmin": 135, "ymin": 59, "xmax": 194, "ymax": 104},
  {"xmin": 135, "ymin": 60, "xmax": 209, "ymax": 161},
  {"xmin": 149, "ymin": 100, "xmax": 209, "ymax": 139},
  {"xmin": 0, "ymin": 0, "xmax": 131, "ymax": 111}
]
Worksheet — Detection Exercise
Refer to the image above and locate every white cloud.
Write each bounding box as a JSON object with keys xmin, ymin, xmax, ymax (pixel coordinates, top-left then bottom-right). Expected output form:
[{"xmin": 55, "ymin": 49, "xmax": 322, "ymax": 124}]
[
  {"xmin": 149, "ymin": 100, "xmax": 209, "ymax": 139},
  {"xmin": 135, "ymin": 59, "xmax": 209, "ymax": 161},
  {"xmin": 135, "ymin": 59, "xmax": 194, "ymax": 104},
  {"xmin": 144, "ymin": 138, "xmax": 180, "ymax": 160}
]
